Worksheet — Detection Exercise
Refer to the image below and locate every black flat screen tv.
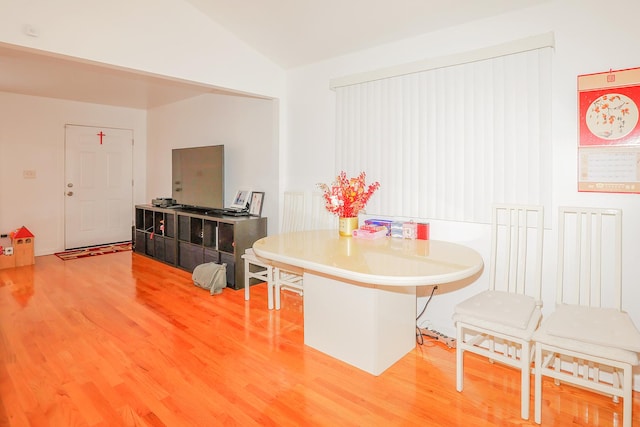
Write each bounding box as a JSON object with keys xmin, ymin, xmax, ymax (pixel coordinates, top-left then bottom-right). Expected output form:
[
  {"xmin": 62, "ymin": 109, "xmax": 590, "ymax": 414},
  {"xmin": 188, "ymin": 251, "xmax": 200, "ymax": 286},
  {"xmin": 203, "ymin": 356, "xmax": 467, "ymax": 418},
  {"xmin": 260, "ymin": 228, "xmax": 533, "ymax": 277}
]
[{"xmin": 172, "ymin": 145, "xmax": 224, "ymax": 210}]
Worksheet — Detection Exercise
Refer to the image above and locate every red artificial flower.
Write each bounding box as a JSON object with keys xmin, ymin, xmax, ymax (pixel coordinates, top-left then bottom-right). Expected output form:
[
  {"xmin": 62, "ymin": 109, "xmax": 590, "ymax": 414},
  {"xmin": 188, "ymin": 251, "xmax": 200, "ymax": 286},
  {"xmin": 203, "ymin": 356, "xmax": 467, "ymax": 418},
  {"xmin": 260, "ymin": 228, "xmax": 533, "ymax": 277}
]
[{"xmin": 317, "ymin": 171, "xmax": 380, "ymax": 218}]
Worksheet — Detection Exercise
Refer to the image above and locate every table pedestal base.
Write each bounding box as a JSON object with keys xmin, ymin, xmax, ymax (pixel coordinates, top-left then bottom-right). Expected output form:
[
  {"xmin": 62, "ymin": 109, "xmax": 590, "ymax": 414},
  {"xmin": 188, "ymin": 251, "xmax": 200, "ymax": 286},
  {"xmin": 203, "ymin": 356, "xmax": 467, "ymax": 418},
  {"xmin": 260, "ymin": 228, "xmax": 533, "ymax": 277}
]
[{"xmin": 303, "ymin": 272, "xmax": 416, "ymax": 376}]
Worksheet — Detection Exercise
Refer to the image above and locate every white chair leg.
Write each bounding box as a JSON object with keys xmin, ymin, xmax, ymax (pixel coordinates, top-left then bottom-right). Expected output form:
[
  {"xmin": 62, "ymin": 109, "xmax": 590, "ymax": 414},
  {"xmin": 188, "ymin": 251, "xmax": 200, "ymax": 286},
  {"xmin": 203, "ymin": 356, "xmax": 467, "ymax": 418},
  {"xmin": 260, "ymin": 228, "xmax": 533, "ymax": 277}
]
[
  {"xmin": 554, "ymin": 355, "xmax": 561, "ymax": 386},
  {"xmin": 244, "ymin": 257, "xmax": 251, "ymax": 301},
  {"xmin": 266, "ymin": 267, "xmax": 274, "ymax": 310},
  {"xmin": 623, "ymin": 365, "xmax": 632, "ymax": 427},
  {"xmin": 274, "ymin": 267, "xmax": 282, "ymax": 310},
  {"xmin": 456, "ymin": 323, "xmax": 464, "ymax": 392},
  {"xmin": 520, "ymin": 341, "xmax": 530, "ymax": 420},
  {"xmin": 612, "ymin": 368, "xmax": 620, "ymax": 403},
  {"xmin": 534, "ymin": 342, "xmax": 542, "ymax": 424}
]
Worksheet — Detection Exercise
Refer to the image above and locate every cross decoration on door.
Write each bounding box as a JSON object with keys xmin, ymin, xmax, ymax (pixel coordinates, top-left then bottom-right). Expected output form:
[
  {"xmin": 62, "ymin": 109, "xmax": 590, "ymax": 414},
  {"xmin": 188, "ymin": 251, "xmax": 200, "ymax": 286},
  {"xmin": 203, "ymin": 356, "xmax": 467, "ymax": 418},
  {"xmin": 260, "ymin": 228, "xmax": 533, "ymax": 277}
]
[{"xmin": 97, "ymin": 131, "xmax": 106, "ymax": 145}]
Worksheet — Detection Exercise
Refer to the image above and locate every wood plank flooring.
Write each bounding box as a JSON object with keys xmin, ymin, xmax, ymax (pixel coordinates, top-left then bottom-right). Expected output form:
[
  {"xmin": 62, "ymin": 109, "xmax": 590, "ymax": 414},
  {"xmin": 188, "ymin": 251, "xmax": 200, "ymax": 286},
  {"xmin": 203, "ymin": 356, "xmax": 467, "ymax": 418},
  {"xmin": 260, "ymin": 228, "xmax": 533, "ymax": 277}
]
[{"xmin": 0, "ymin": 253, "xmax": 638, "ymax": 426}]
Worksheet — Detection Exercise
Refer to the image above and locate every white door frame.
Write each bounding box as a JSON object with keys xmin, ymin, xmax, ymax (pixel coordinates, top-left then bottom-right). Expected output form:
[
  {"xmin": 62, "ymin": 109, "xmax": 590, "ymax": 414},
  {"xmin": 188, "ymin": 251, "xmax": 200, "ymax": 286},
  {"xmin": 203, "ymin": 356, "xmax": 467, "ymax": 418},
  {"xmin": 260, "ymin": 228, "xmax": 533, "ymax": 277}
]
[{"xmin": 64, "ymin": 124, "xmax": 134, "ymax": 249}]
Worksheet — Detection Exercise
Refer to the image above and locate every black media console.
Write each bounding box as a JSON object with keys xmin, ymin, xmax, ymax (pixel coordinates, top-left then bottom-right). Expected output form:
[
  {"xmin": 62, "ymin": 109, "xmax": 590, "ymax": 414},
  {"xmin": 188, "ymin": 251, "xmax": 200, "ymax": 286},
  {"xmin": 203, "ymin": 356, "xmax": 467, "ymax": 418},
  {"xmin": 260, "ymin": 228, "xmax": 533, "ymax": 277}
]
[{"xmin": 134, "ymin": 204, "xmax": 267, "ymax": 290}]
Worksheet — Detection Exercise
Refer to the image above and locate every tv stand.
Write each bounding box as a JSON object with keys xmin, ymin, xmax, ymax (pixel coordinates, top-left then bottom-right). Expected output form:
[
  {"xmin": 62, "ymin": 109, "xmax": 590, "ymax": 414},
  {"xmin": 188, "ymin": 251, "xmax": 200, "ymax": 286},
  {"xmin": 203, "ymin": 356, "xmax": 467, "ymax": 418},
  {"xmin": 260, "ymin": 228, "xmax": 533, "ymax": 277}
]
[{"xmin": 134, "ymin": 204, "xmax": 267, "ymax": 289}]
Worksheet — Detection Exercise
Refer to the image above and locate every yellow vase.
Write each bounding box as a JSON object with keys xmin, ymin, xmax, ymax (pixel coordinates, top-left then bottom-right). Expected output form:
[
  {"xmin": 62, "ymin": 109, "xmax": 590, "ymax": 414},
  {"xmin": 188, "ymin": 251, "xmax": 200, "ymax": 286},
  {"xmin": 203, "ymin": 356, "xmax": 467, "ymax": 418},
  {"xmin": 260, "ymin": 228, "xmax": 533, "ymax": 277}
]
[{"xmin": 339, "ymin": 217, "xmax": 358, "ymax": 237}]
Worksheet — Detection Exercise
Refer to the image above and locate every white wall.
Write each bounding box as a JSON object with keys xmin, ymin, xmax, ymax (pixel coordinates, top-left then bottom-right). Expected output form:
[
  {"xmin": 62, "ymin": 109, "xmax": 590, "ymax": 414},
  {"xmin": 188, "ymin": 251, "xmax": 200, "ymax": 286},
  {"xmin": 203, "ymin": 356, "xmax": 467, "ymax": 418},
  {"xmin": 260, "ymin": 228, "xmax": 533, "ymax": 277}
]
[
  {"xmin": 285, "ymin": 0, "xmax": 640, "ymax": 360},
  {"xmin": 0, "ymin": 92, "xmax": 147, "ymax": 255},
  {"xmin": 147, "ymin": 93, "xmax": 280, "ymax": 234}
]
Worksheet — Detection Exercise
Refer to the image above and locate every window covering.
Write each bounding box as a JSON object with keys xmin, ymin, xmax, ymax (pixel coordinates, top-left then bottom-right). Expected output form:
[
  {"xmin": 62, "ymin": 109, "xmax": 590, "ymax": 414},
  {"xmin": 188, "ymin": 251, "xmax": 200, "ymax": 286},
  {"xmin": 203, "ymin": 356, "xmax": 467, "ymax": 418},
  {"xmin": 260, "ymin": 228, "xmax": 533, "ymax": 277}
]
[{"xmin": 334, "ymin": 44, "xmax": 552, "ymax": 224}]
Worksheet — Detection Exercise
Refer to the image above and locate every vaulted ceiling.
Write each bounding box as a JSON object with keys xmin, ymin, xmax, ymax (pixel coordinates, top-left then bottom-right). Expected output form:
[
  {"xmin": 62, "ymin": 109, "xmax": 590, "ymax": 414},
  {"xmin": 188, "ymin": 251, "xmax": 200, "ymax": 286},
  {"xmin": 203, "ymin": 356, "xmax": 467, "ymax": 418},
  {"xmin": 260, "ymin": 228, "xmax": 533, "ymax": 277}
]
[
  {"xmin": 0, "ymin": 0, "xmax": 548, "ymax": 109},
  {"xmin": 185, "ymin": 0, "xmax": 547, "ymax": 69}
]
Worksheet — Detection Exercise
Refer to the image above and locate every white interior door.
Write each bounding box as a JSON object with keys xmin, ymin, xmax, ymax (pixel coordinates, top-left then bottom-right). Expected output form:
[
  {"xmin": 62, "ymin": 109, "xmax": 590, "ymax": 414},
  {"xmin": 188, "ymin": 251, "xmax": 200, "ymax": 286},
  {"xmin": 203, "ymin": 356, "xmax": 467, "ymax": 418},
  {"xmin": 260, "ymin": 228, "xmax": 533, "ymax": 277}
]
[{"xmin": 64, "ymin": 125, "xmax": 133, "ymax": 249}]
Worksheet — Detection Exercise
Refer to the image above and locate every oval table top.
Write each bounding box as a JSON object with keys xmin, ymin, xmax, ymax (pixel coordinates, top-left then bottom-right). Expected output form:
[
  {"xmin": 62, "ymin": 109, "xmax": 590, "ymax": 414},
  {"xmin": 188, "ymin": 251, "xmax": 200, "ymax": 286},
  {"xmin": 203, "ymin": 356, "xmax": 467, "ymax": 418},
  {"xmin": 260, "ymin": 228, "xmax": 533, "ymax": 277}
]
[{"xmin": 253, "ymin": 229, "xmax": 484, "ymax": 287}]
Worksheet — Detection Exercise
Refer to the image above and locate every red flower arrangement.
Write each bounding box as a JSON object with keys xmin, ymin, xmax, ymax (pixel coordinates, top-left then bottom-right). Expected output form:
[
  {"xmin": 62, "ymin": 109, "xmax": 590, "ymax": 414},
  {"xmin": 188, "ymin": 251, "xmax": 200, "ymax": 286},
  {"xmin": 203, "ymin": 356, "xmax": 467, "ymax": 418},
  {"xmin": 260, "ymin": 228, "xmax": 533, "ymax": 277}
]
[{"xmin": 317, "ymin": 171, "xmax": 380, "ymax": 218}]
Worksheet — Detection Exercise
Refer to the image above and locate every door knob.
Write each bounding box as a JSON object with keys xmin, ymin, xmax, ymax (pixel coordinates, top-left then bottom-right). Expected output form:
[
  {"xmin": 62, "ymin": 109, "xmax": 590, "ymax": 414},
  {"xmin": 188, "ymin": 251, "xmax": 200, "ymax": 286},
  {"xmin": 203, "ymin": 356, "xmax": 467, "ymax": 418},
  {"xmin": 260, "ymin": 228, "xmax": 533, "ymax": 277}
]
[{"xmin": 67, "ymin": 191, "xmax": 74, "ymax": 196}]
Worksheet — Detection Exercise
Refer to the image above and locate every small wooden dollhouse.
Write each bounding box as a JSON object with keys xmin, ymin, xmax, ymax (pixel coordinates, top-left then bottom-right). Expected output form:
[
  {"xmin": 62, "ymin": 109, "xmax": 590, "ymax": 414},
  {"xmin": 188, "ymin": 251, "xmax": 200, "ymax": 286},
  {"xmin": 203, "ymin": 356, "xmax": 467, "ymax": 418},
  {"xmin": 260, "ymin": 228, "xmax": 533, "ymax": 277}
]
[{"xmin": 12, "ymin": 226, "xmax": 35, "ymax": 266}]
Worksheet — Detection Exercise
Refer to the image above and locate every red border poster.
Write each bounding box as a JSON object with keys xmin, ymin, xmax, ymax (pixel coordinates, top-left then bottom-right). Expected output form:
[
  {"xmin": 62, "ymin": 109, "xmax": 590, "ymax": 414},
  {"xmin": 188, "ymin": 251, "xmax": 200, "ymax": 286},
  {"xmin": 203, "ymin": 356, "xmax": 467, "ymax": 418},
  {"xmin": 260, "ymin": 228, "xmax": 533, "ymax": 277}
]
[{"xmin": 578, "ymin": 67, "xmax": 640, "ymax": 193}]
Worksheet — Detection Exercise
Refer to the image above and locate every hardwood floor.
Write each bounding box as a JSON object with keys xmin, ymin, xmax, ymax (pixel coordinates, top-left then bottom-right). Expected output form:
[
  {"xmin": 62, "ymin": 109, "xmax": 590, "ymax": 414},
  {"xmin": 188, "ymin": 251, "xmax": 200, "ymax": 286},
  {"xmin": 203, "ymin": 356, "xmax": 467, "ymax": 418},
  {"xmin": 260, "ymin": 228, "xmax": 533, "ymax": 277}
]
[{"xmin": 0, "ymin": 253, "xmax": 638, "ymax": 426}]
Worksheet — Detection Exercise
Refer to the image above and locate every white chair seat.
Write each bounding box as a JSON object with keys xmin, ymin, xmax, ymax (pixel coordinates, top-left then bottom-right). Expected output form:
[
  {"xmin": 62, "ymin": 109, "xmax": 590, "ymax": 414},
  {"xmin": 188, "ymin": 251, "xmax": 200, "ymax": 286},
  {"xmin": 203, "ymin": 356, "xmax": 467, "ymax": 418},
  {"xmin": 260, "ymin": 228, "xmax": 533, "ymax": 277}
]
[
  {"xmin": 453, "ymin": 306, "xmax": 541, "ymax": 342},
  {"xmin": 543, "ymin": 304, "xmax": 640, "ymax": 353},
  {"xmin": 454, "ymin": 290, "xmax": 538, "ymax": 331},
  {"xmin": 533, "ymin": 305, "xmax": 640, "ymax": 364},
  {"xmin": 534, "ymin": 325, "xmax": 639, "ymax": 366}
]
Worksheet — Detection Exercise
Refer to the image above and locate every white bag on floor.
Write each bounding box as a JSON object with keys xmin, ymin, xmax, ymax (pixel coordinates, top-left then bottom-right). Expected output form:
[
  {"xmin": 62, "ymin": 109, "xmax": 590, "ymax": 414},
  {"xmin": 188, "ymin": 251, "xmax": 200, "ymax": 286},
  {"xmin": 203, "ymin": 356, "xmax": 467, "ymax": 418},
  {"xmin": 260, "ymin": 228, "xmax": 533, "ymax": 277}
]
[{"xmin": 192, "ymin": 262, "xmax": 227, "ymax": 295}]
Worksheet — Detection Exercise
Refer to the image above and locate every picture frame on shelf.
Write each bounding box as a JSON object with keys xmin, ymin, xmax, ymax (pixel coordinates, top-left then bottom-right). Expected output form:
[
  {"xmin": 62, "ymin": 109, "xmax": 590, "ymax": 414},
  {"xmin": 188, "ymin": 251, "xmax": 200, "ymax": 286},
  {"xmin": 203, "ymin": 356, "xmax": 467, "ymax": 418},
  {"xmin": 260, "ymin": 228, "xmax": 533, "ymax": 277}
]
[
  {"xmin": 249, "ymin": 192, "xmax": 265, "ymax": 216},
  {"xmin": 230, "ymin": 190, "xmax": 251, "ymax": 210}
]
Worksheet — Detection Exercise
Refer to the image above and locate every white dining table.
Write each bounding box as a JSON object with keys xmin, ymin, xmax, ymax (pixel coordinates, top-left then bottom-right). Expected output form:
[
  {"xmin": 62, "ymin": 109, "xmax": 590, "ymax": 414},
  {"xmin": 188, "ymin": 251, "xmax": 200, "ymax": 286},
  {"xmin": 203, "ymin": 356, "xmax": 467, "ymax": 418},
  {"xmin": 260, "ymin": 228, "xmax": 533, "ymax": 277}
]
[{"xmin": 253, "ymin": 229, "xmax": 484, "ymax": 375}]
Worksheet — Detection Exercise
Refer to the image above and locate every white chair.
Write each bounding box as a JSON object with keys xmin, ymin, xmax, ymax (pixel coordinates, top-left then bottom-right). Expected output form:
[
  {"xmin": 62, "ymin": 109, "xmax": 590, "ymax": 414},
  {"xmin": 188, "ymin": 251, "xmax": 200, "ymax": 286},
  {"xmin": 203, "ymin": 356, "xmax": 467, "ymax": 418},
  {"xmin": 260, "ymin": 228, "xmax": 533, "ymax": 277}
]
[
  {"xmin": 272, "ymin": 191, "xmax": 337, "ymax": 309},
  {"xmin": 243, "ymin": 191, "xmax": 305, "ymax": 309},
  {"xmin": 273, "ymin": 191, "xmax": 306, "ymax": 309},
  {"xmin": 453, "ymin": 204, "xmax": 544, "ymax": 420},
  {"xmin": 533, "ymin": 207, "xmax": 640, "ymax": 427}
]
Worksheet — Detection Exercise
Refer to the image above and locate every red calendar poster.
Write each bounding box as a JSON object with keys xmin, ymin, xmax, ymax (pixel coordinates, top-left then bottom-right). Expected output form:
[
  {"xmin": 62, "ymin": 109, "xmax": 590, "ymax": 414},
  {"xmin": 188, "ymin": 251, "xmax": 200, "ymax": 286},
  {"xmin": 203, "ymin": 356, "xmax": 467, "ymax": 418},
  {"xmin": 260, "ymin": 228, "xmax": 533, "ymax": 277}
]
[{"xmin": 578, "ymin": 67, "xmax": 640, "ymax": 193}]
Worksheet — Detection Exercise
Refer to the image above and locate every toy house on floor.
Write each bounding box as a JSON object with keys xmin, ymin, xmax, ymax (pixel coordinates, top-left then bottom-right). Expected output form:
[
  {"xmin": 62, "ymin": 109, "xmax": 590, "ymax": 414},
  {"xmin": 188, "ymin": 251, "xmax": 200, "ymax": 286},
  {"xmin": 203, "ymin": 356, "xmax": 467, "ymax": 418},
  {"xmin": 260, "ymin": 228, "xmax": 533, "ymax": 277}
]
[
  {"xmin": 12, "ymin": 226, "xmax": 35, "ymax": 266},
  {"xmin": 0, "ymin": 226, "xmax": 35, "ymax": 270}
]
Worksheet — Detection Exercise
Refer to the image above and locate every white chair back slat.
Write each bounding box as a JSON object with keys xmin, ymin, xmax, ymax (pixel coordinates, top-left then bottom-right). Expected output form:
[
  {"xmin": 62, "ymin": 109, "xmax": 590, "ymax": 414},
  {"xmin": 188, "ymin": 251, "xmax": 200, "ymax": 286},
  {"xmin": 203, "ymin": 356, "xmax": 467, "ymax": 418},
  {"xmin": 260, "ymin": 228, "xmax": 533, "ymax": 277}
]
[
  {"xmin": 557, "ymin": 206, "xmax": 622, "ymax": 309},
  {"xmin": 614, "ymin": 209, "xmax": 623, "ymax": 308},
  {"xmin": 282, "ymin": 191, "xmax": 305, "ymax": 233},
  {"xmin": 491, "ymin": 204, "xmax": 544, "ymax": 300},
  {"xmin": 489, "ymin": 207, "xmax": 499, "ymax": 290},
  {"xmin": 309, "ymin": 192, "xmax": 336, "ymax": 230}
]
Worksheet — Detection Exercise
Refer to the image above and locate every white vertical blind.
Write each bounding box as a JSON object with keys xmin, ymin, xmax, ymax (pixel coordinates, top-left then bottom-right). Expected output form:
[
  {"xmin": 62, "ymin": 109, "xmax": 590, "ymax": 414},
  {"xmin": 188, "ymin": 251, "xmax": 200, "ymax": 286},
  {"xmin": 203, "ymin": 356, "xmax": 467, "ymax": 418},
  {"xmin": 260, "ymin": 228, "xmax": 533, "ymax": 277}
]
[{"xmin": 335, "ymin": 47, "xmax": 552, "ymax": 224}]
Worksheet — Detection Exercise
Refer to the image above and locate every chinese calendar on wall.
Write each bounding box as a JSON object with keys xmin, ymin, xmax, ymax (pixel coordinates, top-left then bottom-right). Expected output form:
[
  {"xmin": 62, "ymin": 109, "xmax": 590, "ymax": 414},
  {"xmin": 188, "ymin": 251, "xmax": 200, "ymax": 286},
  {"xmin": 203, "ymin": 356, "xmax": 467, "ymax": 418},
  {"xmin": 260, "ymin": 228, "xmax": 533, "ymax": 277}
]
[{"xmin": 578, "ymin": 67, "xmax": 640, "ymax": 193}]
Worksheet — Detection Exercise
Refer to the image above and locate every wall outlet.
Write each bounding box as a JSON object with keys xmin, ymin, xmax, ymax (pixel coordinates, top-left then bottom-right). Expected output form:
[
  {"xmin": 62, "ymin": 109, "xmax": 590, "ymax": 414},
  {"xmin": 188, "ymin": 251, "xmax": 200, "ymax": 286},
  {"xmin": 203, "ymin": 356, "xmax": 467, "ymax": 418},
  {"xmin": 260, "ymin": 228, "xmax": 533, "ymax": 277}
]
[{"xmin": 4, "ymin": 247, "xmax": 13, "ymax": 255}]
